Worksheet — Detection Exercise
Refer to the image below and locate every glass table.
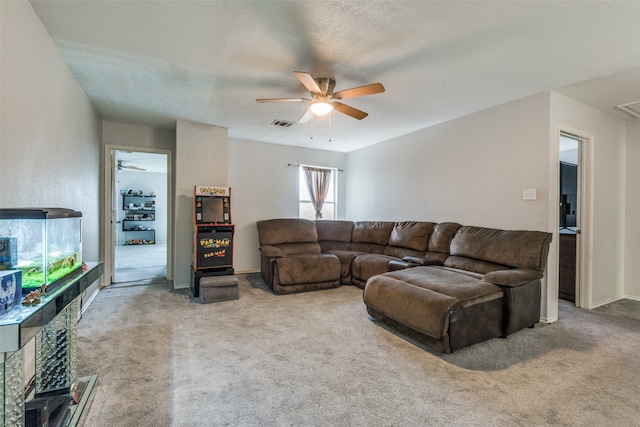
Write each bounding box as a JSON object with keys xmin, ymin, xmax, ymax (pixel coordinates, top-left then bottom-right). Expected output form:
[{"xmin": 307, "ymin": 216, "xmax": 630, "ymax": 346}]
[{"xmin": 1, "ymin": 262, "xmax": 103, "ymax": 426}]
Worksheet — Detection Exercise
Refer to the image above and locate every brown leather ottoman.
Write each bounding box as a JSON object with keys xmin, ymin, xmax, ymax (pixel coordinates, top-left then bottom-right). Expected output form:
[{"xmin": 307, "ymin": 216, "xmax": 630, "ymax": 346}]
[{"xmin": 199, "ymin": 275, "xmax": 239, "ymax": 304}]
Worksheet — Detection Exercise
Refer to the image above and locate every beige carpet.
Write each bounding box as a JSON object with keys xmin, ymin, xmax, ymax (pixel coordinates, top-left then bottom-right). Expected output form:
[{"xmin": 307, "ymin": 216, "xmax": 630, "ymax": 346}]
[{"xmin": 76, "ymin": 274, "xmax": 640, "ymax": 426}]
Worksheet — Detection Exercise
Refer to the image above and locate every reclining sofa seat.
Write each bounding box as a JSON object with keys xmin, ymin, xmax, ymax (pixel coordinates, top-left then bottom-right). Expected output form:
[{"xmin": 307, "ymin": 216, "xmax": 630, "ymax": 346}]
[
  {"xmin": 315, "ymin": 220, "xmax": 356, "ymax": 284},
  {"xmin": 315, "ymin": 221, "xmax": 461, "ymax": 288},
  {"xmin": 363, "ymin": 226, "xmax": 552, "ymax": 353},
  {"xmin": 350, "ymin": 221, "xmax": 431, "ymax": 288},
  {"xmin": 257, "ymin": 218, "xmax": 340, "ymax": 293},
  {"xmin": 325, "ymin": 221, "xmax": 397, "ymax": 288}
]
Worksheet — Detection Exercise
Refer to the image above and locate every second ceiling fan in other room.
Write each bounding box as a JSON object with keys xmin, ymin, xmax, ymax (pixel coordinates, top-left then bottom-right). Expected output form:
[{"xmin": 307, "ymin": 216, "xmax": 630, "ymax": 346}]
[{"xmin": 256, "ymin": 71, "xmax": 385, "ymax": 123}]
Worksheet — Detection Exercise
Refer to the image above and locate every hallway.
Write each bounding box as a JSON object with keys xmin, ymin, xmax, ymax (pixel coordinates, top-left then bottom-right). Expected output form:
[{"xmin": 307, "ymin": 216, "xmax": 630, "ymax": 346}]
[{"xmin": 114, "ymin": 243, "xmax": 167, "ymax": 283}]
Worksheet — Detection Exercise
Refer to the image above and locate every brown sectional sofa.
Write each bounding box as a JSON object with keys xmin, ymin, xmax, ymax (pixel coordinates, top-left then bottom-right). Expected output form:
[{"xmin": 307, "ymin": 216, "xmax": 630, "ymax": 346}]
[{"xmin": 256, "ymin": 218, "xmax": 552, "ymax": 353}]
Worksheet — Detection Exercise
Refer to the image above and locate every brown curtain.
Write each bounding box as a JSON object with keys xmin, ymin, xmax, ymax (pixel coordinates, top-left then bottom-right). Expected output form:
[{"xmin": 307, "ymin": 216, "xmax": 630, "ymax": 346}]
[{"xmin": 302, "ymin": 166, "xmax": 332, "ymax": 220}]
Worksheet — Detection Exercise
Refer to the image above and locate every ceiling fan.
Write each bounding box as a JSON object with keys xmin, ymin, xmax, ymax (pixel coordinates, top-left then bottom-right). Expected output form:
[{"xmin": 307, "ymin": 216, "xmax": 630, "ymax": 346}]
[
  {"xmin": 117, "ymin": 160, "xmax": 146, "ymax": 171},
  {"xmin": 257, "ymin": 71, "xmax": 385, "ymax": 123}
]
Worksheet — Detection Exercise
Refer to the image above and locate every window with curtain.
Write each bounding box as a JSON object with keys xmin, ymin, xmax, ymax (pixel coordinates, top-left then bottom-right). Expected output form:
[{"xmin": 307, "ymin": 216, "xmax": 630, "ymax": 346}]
[{"xmin": 299, "ymin": 165, "xmax": 336, "ymax": 220}]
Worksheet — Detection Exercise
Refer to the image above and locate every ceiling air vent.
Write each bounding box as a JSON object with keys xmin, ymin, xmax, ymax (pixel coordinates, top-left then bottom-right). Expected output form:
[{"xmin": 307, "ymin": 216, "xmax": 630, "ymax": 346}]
[
  {"xmin": 616, "ymin": 101, "xmax": 640, "ymax": 118},
  {"xmin": 271, "ymin": 119, "xmax": 295, "ymax": 128}
]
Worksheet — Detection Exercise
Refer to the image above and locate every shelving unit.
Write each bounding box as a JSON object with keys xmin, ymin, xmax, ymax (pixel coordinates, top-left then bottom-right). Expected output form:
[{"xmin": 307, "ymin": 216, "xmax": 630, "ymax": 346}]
[{"xmin": 122, "ymin": 193, "xmax": 156, "ymax": 245}]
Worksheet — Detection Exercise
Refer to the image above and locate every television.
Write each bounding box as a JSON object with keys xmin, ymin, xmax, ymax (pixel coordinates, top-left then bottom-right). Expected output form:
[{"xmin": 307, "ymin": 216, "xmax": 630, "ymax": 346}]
[
  {"xmin": 200, "ymin": 197, "xmax": 226, "ymax": 223},
  {"xmin": 194, "ymin": 186, "xmax": 231, "ymax": 224}
]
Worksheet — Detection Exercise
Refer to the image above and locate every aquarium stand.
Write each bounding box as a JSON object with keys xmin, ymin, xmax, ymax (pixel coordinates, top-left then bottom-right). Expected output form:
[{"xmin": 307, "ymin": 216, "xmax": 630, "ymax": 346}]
[{"xmin": 0, "ymin": 262, "xmax": 103, "ymax": 426}]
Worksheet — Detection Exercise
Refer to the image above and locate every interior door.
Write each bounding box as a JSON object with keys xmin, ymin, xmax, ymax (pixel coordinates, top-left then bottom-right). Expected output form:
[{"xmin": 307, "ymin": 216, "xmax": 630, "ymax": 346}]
[
  {"xmin": 110, "ymin": 149, "xmax": 120, "ymax": 283},
  {"xmin": 558, "ymin": 134, "xmax": 580, "ymax": 303}
]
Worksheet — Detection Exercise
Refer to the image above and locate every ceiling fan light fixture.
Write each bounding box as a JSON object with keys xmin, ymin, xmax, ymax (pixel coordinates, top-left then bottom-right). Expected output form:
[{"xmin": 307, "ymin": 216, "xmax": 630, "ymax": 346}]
[{"xmin": 309, "ymin": 99, "xmax": 333, "ymax": 116}]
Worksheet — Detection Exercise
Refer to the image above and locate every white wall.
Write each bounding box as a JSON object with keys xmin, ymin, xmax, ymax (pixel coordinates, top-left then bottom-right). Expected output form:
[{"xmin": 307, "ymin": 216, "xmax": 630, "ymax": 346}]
[
  {"xmin": 228, "ymin": 138, "xmax": 347, "ymax": 272},
  {"xmin": 346, "ymin": 92, "xmax": 550, "ymax": 229},
  {"xmin": 0, "ymin": 1, "xmax": 102, "ymax": 263},
  {"xmin": 175, "ymin": 121, "xmax": 228, "ymax": 287},
  {"xmin": 102, "ymin": 121, "xmax": 176, "ymax": 152},
  {"xmin": 624, "ymin": 120, "xmax": 640, "ymax": 300}
]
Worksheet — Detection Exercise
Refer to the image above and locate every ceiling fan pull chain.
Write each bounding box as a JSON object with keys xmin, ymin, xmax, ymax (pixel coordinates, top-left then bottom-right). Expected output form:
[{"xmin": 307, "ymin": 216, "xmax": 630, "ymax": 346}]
[
  {"xmin": 310, "ymin": 115, "xmax": 314, "ymax": 140},
  {"xmin": 328, "ymin": 112, "xmax": 332, "ymax": 143}
]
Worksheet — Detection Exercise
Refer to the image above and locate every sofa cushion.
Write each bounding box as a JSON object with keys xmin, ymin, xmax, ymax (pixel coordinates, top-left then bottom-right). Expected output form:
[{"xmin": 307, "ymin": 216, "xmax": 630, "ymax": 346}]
[
  {"xmin": 387, "ymin": 221, "xmax": 435, "ymax": 251},
  {"xmin": 365, "ymin": 275, "xmax": 458, "ymax": 339},
  {"xmin": 364, "ymin": 266, "xmax": 503, "ymax": 339},
  {"xmin": 316, "ymin": 220, "xmax": 353, "ymax": 252},
  {"xmin": 274, "ymin": 253, "xmax": 340, "ymax": 285},
  {"xmin": 450, "ymin": 226, "xmax": 552, "ymax": 271},
  {"xmin": 384, "ymin": 267, "xmax": 503, "ymax": 306},
  {"xmin": 351, "ymin": 221, "xmax": 394, "ymax": 253},
  {"xmin": 257, "ymin": 218, "xmax": 318, "ymax": 246},
  {"xmin": 275, "ymin": 242, "xmax": 322, "ymax": 255},
  {"xmin": 315, "ymin": 220, "xmax": 353, "ymax": 242},
  {"xmin": 351, "ymin": 253, "xmax": 397, "ymax": 283},
  {"xmin": 427, "ymin": 222, "xmax": 461, "ymax": 253}
]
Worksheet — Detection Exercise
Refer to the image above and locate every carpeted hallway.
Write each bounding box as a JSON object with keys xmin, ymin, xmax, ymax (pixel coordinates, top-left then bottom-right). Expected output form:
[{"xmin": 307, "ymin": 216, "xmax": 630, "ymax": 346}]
[
  {"xmin": 77, "ymin": 274, "xmax": 640, "ymax": 426},
  {"xmin": 114, "ymin": 244, "xmax": 167, "ymax": 284}
]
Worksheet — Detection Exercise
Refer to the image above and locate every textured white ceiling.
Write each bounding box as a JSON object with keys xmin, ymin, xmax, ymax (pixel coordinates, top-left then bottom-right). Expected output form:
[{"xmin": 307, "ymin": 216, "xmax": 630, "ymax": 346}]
[{"xmin": 30, "ymin": 1, "xmax": 640, "ymax": 152}]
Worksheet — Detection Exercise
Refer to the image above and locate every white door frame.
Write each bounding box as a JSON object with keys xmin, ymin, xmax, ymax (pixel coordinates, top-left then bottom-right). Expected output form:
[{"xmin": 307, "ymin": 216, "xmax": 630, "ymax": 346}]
[
  {"xmin": 548, "ymin": 126, "xmax": 594, "ymax": 317},
  {"xmin": 103, "ymin": 144, "xmax": 174, "ymax": 285}
]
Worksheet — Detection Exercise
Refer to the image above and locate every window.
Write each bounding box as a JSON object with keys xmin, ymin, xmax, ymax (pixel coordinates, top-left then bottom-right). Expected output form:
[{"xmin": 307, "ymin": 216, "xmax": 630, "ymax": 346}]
[{"xmin": 299, "ymin": 165, "xmax": 337, "ymax": 220}]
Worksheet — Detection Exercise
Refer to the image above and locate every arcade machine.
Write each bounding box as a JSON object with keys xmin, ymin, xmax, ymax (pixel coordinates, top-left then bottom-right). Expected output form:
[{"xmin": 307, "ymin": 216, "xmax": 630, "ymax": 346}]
[{"xmin": 191, "ymin": 186, "xmax": 238, "ymax": 301}]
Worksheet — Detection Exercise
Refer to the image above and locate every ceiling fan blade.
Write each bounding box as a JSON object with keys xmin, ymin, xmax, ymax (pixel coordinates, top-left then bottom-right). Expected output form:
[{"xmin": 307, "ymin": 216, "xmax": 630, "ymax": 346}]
[
  {"xmin": 294, "ymin": 71, "xmax": 322, "ymax": 94},
  {"xmin": 117, "ymin": 160, "xmax": 146, "ymax": 171},
  {"xmin": 256, "ymin": 98, "xmax": 308, "ymax": 103},
  {"xmin": 119, "ymin": 165, "xmax": 146, "ymax": 171},
  {"xmin": 334, "ymin": 83, "xmax": 385, "ymax": 100},
  {"xmin": 298, "ymin": 108, "xmax": 314, "ymax": 124},
  {"xmin": 332, "ymin": 102, "xmax": 368, "ymax": 120}
]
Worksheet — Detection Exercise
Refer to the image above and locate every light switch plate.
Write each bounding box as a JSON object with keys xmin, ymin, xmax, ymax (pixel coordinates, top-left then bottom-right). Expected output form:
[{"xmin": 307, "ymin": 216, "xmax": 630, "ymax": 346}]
[{"xmin": 523, "ymin": 189, "xmax": 537, "ymax": 200}]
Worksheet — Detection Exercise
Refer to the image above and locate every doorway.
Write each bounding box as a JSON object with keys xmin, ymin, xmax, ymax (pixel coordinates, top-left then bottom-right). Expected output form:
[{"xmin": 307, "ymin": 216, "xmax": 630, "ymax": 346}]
[
  {"xmin": 107, "ymin": 148, "xmax": 171, "ymax": 284},
  {"xmin": 558, "ymin": 134, "xmax": 580, "ymax": 303}
]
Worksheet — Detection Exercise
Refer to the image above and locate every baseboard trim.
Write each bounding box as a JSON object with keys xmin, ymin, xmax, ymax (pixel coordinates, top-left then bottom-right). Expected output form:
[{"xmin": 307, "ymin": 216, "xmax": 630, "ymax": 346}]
[
  {"xmin": 590, "ymin": 295, "xmax": 626, "ymax": 309},
  {"xmin": 80, "ymin": 287, "xmax": 101, "ymax": 318}
]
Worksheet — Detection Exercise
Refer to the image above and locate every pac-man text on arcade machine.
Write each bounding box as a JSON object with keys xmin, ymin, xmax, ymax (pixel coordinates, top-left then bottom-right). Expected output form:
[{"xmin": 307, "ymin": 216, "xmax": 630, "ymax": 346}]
[
  {"xmin": 197, "ymin": 186, "xmax": 228, "ymax": 196},
  {"xmin": 200, "ymin": 237, "xmax": 231, "ymax": 258}
]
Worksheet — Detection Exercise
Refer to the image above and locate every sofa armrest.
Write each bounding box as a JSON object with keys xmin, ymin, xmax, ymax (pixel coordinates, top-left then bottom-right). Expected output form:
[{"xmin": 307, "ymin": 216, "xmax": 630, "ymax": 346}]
[
  {"xmin": 259, "ymin": 245, "xmax": 285, "ymax": 258},
  {"xmin": 401, "ymin": 256, "xmax": 443, "ymax": 266},
  {"xmin": 483, "ymin": 268, "xmax": 543, "ymax": 287}
]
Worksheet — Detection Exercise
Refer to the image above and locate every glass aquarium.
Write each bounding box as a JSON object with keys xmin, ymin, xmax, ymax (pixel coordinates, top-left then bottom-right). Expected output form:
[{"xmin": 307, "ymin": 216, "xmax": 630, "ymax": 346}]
[{"xmin": 0, "ymin": 208, "xmax": 82, "ymax": 294}]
